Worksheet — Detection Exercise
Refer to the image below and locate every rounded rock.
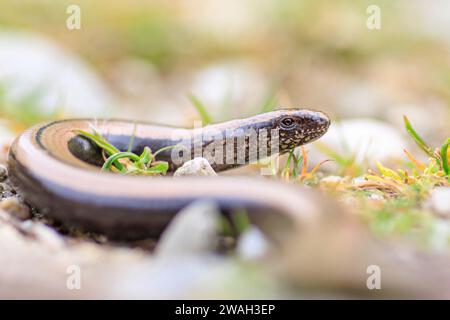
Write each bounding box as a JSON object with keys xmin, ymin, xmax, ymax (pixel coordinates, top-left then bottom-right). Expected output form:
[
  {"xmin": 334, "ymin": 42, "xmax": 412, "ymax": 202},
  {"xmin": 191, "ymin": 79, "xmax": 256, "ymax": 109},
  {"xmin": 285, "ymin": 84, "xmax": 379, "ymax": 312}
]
[
  {"xmin": 0, "ymin": 165, "xmax": 8, "ymax": 182},
  {"xmin": 0, "ymin": 197, "xmax": 31, "ymax": 220}
]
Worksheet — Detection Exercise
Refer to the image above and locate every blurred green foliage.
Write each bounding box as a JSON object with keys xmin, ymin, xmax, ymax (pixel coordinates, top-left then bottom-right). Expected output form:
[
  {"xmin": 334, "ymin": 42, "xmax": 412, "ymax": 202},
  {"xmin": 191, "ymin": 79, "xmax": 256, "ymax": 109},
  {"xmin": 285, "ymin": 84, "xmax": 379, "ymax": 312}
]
[{"xmin": 0, "ymin": 0, "xmax": 447, "ymax": 71}]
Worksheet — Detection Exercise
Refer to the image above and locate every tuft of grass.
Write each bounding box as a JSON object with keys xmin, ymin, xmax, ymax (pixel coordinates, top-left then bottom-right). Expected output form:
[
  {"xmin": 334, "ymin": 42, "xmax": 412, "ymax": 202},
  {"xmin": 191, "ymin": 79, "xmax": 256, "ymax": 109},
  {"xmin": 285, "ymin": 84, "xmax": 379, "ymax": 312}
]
[
  {"xmin": 76, "ymin": 129, "xmax": 120, "ymax": 155},
  {"xmin": 75, "ymin": 129, "xmax": 173, "ymax": 175},
  {"xmin": 186, "ymin": 94, "xmax": 254, "ymax": 236},
  {"xmin": 363, "ymin": 154, "xmax": 447, "ymax": 201},
  {"xmin": 219, "ymin": 209, "xmax": 251, "ymax": 238},
  {"xmin": 259, "ymin": 92, "xmax": 278, "ymax": 113},
  {"xmin": 403, "ymin": 115, "xmax": 449, "ymax": 177},
  {"xmin": 314, "ymin": 141, "xmax": 363, "ymax": 177},
  {"xmin": 366, "ymin": 198, "xmax": 433, "ymax": 241},
  {"xmin": 0, "ymin": 81, "xmax": 62, "ymax": 130},
  {"xmin": 231, "ymin": 209, "xmax": 251, "ymax": 235}
]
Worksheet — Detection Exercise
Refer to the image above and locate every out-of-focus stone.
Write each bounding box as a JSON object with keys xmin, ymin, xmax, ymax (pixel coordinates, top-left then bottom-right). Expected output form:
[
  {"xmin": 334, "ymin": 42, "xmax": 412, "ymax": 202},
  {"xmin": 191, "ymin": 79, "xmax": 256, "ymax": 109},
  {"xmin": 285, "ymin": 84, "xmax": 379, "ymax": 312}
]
[
  {"xmin": 0, "ymin": 182, "xmax": 14, "ymax": 198},
  {"xmin": 320, "ymin": 175, "xmax": 343, "ymax": 187},
  {"xmin": 336, "ymin": 82, "xmax": 391, "ymax": 119},
  {"xmin": 189, "ymin": 61, "xmax": 268, "ymax": 119},
  {"xmin": 0, "ymin": 164, "xmax": 7, "ymax": 181},
  {"xmin": 426, "ymin": 187, "xmax": 450, "ymax": 218},
  {"xmin": 174, "ymin": 157, "xmax": 217, "ymax": 177},
  {"xmin": 0, "ymin": 31, "xmax": 114, "ymax": 117},
  {"xmin": 155, "ymin": 201, "xmax": 220, "ymax": 257},
  {"xmin": 368, "ymin": 193, "xmax": 384, "ymax": 201},
  {"xmin": 310, "ymin": 118, "xmax": 407, "ymax": 169},
  {"xmin": 237, "ymin": 227, "xmax": 270, "ymax": 260},
  {"xmin": 0, "ymin": 164, "xmax": 8, "ymax": 182},
  {"xmin": 108, "ymin": 201, "xmax": 225, "ymax": 299},
  {"xmin": 388, "ymin": 103, "xmax": 448, "ymax": 138},
  {"xmin": 429, "ymin": 220, "xmax": 450, "ymax": 252},
  {"xmin": 276, "ymin": 199, "xmax": 450, "ymax": 298},
  {"xmin": 0, "ymin": 219, "xmax": 150, "ymax": 299},
  {"xmin": 352, "ymin": 176, "xmax": 367, "ymax": 184}
]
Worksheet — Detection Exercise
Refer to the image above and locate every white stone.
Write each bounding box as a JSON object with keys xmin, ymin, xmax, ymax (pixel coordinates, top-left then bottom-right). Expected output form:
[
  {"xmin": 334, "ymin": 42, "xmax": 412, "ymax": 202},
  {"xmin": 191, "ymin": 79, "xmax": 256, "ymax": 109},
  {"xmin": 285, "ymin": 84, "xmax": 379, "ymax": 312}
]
[
  {"xmin": 335, "ymin": 82, "xmax": 390, "ymax": 118},
  {"xmin": 155, "ymin": 201, "xmax": 220, "ymax": 258},
  {"xmin": 237, "ymin": 227, "xmax": 270, "ymax": 260},
  {"xmin": 352, "ymin": 176, "xmax": 367, "ymax": 184},
  {"xmin": 0, "ymin": 31, "xmax": 114, "ymax": 117},
  {"xmin": 0, "ymin": 122, "xmax": 14, "ymax": 164},
  {"xmin": 310, "ymin": 118, "xmax": 407, "ymax": 168},
  {"xmin": 189, "ymin": 61, "xmax": 268, "ymax": 119},
  {"xmin": 0, "ymin": 198, "xmax": 30, "ymax": 220},
  {"xmin": 429, "ymin": 220, "xmax": 450, "ymax": 252},
  {"xmin": 321, "ymin": 175, "xmax": 343, "ymax": 185},
  {"xmin": 426, "ymin": 187, "xmax": 450, "ymax": 218}
]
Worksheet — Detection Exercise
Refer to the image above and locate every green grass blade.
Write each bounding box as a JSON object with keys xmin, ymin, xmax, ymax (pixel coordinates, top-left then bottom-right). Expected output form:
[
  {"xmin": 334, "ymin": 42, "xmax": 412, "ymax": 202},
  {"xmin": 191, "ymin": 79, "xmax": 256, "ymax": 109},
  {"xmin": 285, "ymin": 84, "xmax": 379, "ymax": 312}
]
[
  {"xmin": 146, "ymin": 161, "xmax": 169, "ymax": 174},
  {"xmin": 138, "ymin": 146, "xmax": 152, "ymax": 167},
  {"xmin": 292, "ymin": 153, "xmax": 299, "ymax": 177},
  {"xmin": 75, "ymin": 129, "xmax": 126, "ymax": 171},
  {"xmin": 127, "ymin": 122, "xmax": 137, "ymax": 152},
  {"xmin": 152, "ymin": 145, "xmax": 178, "ymax": 159},
  {"xmin": 75, "ymin": 130, "xmax": 120, "ymax": 155},
  {"xmin": 403, "ymin": 115, "xmax": 436, "ymax": 159}
]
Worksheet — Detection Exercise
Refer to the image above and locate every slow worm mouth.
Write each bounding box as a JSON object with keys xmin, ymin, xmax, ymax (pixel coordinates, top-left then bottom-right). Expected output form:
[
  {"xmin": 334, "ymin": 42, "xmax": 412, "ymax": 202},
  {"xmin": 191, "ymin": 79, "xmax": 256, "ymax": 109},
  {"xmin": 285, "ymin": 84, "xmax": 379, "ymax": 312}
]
[
  {"xmin": 68, "ymin": 134, "xmax": 151, "ymax": 168},
  {"xmin": 68, "ymin": 128, "xmax": 331, "ymax": 170},
  {"xmin": 314, "ymin": 126, "xmax": 330, "ymax": 138}
]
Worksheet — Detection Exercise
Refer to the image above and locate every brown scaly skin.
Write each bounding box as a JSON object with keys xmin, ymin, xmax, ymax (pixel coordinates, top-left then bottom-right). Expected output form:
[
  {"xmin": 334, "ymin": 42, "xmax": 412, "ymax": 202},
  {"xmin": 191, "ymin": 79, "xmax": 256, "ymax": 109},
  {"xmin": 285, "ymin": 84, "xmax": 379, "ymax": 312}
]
[{"xmin": 8, "ymin": 109, "xmax": 330, "ymax": 239}]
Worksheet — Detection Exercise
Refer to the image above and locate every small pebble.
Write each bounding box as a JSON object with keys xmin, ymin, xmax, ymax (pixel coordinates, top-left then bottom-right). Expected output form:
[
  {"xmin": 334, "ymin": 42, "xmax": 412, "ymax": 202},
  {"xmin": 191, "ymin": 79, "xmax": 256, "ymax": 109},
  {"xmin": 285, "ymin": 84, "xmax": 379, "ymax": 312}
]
[
  {"xmin": 155, "ymin": 201, "xmax": 220, "ymax": 257},
  {"xmin": 0, "ymin": 182, "xmax": 12, "ymax": 192},
  {"xmin": 0, "ymin": 182, "xmax": 15, "ymax": 198},
  {"xmin": 0, "ymin": 197, "xmax": 31, "ymax": 220},
  {"xmin": 352, "ymin": 176, "xmax": 367, "ymax": 184},
  {"xmin": 0, "ymin": 164, "xmax": 8, "ymax": 181},
  {"xmin": 426, "ymin": 187, "xmax": 450, "ymax": 218},
  {"xmin": 30, "ymin": 224, "xmax": 65, "ymax": 250}
]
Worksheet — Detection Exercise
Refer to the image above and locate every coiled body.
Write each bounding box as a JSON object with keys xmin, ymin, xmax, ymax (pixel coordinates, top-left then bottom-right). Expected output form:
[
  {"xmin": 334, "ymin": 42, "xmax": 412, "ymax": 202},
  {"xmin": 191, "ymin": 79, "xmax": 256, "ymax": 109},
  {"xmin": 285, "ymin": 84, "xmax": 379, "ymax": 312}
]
[{"xmin": 7, "ymin": 109, "xmax": 330, "ymax": 238}]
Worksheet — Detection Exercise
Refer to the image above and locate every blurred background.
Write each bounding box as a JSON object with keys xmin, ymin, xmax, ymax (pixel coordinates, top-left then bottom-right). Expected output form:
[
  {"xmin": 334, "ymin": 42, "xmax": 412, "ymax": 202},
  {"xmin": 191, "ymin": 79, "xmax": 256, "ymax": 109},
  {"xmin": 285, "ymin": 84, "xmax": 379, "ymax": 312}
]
[
  {"xmin": 1, "ymin": 0, "xmax": 449, "ymax": 174},
  {"xmin": 0, "ymin": 0, "xmax": 449, "ymax": 133}
]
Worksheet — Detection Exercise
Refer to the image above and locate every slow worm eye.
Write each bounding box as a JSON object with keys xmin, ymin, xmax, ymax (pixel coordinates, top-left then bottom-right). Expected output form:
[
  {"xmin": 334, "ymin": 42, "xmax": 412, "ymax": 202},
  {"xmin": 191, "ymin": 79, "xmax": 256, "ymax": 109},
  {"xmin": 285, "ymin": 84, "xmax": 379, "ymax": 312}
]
[{"xmin": 281, "ymin": 117, "xmax": 295, "ymax": 128}]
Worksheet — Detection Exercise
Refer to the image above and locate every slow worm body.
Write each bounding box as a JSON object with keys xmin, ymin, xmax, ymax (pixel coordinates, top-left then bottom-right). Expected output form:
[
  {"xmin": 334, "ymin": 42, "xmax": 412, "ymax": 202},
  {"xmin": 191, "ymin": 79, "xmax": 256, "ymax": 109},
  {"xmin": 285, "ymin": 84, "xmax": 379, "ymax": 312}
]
[{"xmin": 7, "ymin": 109, "xmax": 330, "ymax": 238}]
